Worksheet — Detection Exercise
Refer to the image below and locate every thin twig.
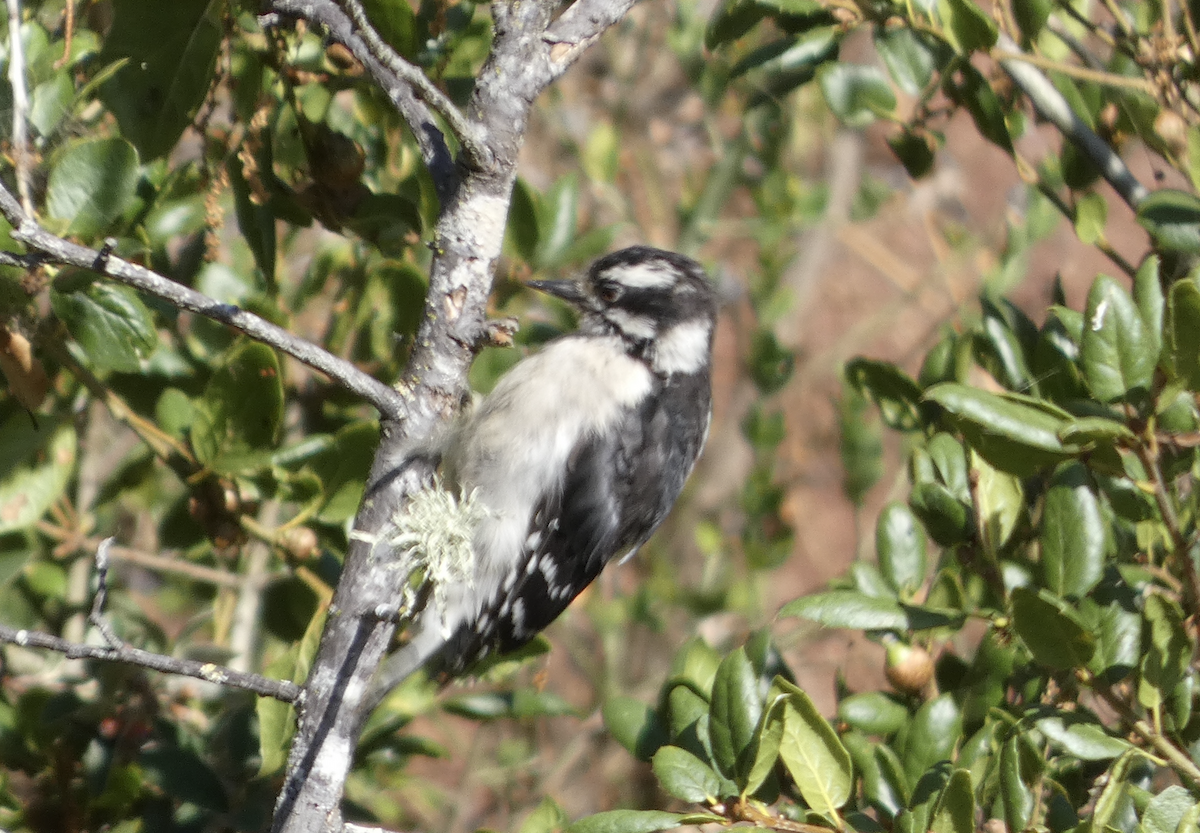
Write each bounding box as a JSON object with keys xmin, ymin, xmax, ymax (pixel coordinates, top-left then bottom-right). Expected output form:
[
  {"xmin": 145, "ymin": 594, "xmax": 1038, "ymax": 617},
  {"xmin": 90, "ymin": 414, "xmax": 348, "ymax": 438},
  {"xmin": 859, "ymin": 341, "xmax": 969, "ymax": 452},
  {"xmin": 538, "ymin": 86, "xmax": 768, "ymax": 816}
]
[
  {"xmin": 0, "ymin": 623, "xmax": 302, "ymax": 702},
  {"xmin": 88, "ymin": 537, "xmax": 124, "ymax": 649},
  {"xmin": 1096, "ymin": 683, "xmax": 1200, "ymax": 790},
  {"xmin": 0, "ymin": 182, "xmax": 407, "ymax": 420},
  {"xmin": 996, "ymin": 33, "xmax": 1149, "ymax": 211},
  {"xmin": 991, "ymin": 49, "xmax": 1155, "ymax": 92},
  {"xmin": 336, "ymin": 0, "xmax": 491, "ymax": 169},
  {"xmin": 6, "ymin": 0, "xmax": 34, "ymax": 215}
]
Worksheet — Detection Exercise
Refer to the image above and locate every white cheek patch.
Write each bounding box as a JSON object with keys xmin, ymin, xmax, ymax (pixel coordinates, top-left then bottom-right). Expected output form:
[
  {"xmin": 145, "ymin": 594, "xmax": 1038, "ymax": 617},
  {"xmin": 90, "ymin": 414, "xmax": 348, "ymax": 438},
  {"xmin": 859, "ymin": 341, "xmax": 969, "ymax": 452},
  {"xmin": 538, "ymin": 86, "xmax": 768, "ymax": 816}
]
[
  {"xmin": 653, "ymin": 318, "xmax": 712, "ymax": 375},
  {"xmin": 605, "ymin": 308, "xmax": 657, "ymax": 340},
  {"xmin": 605, "ymin": 261, "xmax": 676, "ymax": 289}
]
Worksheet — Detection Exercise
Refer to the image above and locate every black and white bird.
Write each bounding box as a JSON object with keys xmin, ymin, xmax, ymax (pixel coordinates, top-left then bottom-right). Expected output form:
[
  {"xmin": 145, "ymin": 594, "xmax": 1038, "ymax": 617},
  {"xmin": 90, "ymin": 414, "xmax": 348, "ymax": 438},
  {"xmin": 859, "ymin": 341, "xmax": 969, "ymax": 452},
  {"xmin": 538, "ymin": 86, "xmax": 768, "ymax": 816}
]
[{"xmin": 369, "ymin": 245, "xmax": 717, "ymax": 702}]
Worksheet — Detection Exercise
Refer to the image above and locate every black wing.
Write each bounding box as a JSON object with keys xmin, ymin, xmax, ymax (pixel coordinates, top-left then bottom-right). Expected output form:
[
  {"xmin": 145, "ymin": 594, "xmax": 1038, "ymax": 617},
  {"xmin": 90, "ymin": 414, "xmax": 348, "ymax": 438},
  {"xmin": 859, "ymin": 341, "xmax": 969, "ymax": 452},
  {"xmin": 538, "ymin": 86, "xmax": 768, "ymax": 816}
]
[{"xmin": 434, "ymin": 373, "xmax": 710, "ymax": 675}]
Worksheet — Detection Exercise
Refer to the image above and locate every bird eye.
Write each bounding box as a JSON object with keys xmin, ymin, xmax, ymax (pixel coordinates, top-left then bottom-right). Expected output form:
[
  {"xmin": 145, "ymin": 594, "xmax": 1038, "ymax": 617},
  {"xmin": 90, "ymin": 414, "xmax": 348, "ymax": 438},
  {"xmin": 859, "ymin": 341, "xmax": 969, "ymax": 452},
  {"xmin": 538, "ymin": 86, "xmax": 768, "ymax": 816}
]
[{"xmin": 596, "ymin": 282, "xmax": 622, "ymax": 303}]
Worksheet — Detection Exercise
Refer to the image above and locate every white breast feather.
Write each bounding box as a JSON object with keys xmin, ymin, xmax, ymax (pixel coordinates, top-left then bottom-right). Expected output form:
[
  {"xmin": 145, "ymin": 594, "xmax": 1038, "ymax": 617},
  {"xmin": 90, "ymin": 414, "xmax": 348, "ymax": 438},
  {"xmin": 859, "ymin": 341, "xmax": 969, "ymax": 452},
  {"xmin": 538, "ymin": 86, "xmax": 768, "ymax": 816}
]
[{"xmin": 447, "ymin": 336, "xmax": 653, "ymax": 611}]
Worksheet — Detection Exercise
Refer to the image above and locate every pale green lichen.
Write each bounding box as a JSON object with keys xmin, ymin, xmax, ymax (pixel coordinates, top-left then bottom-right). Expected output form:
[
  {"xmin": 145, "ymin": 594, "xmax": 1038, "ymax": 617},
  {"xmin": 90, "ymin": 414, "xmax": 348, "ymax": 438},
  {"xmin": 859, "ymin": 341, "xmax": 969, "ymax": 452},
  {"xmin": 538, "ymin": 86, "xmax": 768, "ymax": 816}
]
[{"xmin": 389, "ymin": 480, "xmax": 488, "ymax": 637}]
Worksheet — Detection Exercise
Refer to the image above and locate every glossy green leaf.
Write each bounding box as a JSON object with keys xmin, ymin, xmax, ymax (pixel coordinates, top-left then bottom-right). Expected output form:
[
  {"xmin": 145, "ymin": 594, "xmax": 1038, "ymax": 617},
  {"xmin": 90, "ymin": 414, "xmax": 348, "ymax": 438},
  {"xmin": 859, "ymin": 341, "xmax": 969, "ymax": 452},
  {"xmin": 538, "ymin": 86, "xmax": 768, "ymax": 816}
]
[
  {"xmin": 361, "ymin": 0, "xmax": 416, "ymax": 57},
  {"xmin": 1092, "ymin": 752, "xmax": 1135, "ymax": 831},
  {"xmin": 937, "ymin": 0, "xmax": 997, "ymax": 52},
  {"xmin": 844, "ymin": 358, "xmax": 924, "ymax": 430},
  {"xmin": 930, "ymin": 769, "xmax": 973, "ymax": 833},
  {"xmin": 730, "ymin": 28, "xmax": 839, "ymax": 78},
  {"xmin": 776, "ymin": 679, "xmax": 852, "ymax": 817},
  {"xmin": 99, "ymin": 0, "xmax": 222, "ymax": 159},
  {"xmin": 1073, "ymin": 190, "xmax": 1107, "ymax": 245},
  {"xmin": 971, "ymin": 450, "xmax": 1022, "ymax": 554},
  {"xmin": 704, "ymin": 0, "xmax": 766, "ymax": 50},
  {"xmin": 998, "ymin": 735, "xmax": 1034, "ymax": 832},
  {"xmin": 604, "ymin": 697, "xmax": 669, "ymax": 762},
  {"xmin": 45, "ymin": 138, "xmax": 140, "ymax": 237},
  {"xmin": 943, "ymin": 62, "xmax": 1011, "ymax": 153},
  {"xmin": 1034, "ymin": 713, "xmax": 1131, "ymax": 761},
  {"xmin": 843, "ymin": 732, "xmax": 904, "ymax": 818},
  {"xmin": 1133, "ymin": 254, "xmax": 1164, "ymax": 359},
  {"xmin": 1139, "ymin": 594, "xmax": 1190, "ymax": 710},
  {"xmin": 1137, "ymin": 188, "xmax": 1200, "ymax": 253},
  {"xmin": 924, "ymin": 383, "xmax": 1077, "ymax": 475},
  {"xmin": 817, "ymin": 63, "xmax": 897, "ymax": 128},
  {"xmin": 567, "ymin": 810, "xmax": 685, "ymax": 833},
  {"xmin": 191, "ymin": 341, "xmax": 285, "ymax": 475},
  {"xmin": 876, "ymin": 502, "xmax": 927, "ymax": 596},
  {"xmin": 50, "ymin": 278, "xmax": 157, "ymax": 373},
  {"xmin": 709, "ymin": 648, "xmax": 763, "ymax": 781},
  {"xmin": 1011, "ymin": 586, "xmax": 1095, "ymax": 670},
  {"xmin": 909, "ymin": 482, "xmax": 974, "ymax": 546},
  {"xmin": 1170, "ymin": 279, "xmax": 1200, "ymax": 391},
  {"xmin": 1057, "ymin": 416, "xmax": 1135, "ymax": 446},
  {"xmin": 652, "ymin": 746, "xmax": 728, "ymax": 804},
  {"xmin": 1081, "ymin": 274, "xmax": 1155, "ymax": 402},
  {"xmin": 978, "ymin": 296, "xmax": 1034, "ymax": 392},
  {"xmin": 0, "ymin": 421, "xmax": 76, "ymax": 534},
  {"xmin": 1041, "ymin": 462, "xmax": 1105, "ymax": 598},
  {"xmin": 874, "ymin": 28, "xmax": 935, "ymax": 96},
  {"xmin": 1083, "ymin": 598, "xmax": 1141, "ymax": 683},
  {"xmin": 780, "ymin": 590, "xmax": 960, "ymax": 631},
  {"xmin": 741, "ymin": 693, "xmax": 785, "ymax": 798},
  {"xmin": 837, "ymin": 692, "xmax": 908, "ymax": 736},
  {"xmin": 901, "ymin": 694, "xmax": 962, "ymax": 788}
]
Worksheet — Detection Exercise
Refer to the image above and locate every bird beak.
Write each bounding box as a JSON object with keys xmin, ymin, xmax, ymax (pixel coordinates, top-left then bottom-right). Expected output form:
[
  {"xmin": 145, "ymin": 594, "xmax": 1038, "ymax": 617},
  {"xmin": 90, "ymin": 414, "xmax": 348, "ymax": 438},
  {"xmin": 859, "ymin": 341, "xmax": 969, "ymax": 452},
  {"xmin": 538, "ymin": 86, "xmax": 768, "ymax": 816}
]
[{"xmin": 527, "ymin": 279, "xmax": 586, "ymax": 306}]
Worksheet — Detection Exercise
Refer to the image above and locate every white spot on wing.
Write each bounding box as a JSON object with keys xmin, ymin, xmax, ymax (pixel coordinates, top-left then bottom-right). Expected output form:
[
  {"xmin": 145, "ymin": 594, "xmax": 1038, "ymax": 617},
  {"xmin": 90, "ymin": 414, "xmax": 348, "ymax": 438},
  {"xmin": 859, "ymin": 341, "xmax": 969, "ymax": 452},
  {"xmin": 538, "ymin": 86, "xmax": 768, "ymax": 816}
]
[
  {"xmin": 653, "ymin": 318, "xmax": 712, "ymax": 375},
  {"xmin": 606, "ymin": 261, "xmax": 676, "ymax": 289}
]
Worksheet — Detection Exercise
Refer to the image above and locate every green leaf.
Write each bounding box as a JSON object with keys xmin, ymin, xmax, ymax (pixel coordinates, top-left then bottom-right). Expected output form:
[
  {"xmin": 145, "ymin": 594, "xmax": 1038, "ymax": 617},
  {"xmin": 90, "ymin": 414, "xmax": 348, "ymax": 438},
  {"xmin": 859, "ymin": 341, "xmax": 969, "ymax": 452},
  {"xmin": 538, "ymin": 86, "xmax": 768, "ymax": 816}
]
[
  {"xmin": 876, "ymin": 502, "xmax": 927, "ymax": 596},
  {"xmin": 901, "ymin": 694, "xmax": 962, "ymax": 788},
  {"xmin": 971, "ymin": 450, "xmax": 1022, "ymax": 554},
  {"xmin": 536, "ymin": 174, "xmax": 580, "ymax": 268},
  {"xmin": 1074, "ymin": 190, "xmax": 1107, "ymax": 245},
  {"xmin": 99, "ymin": 0, "xmax": 223, "ymax": 160},
  {"xmin": 709, "ymin": 648, "xmax": 763, "ymax": 782},
  {"xmin": 705, "ymin": 0, "xmax": 767, "ymax": 50},
  {"xmin": 140, "ymin": 746, "xmax": 228, "ymax": 811},
  {"xmin": 45, "ymin": 138, "xmax": 140, "ymax": 237},
  {"xmin": 0, "ymin": 421, "xmax": 76, "ymax": 534},
  {"xmin": 817, "ymin": 63, "xmax": 897, "ymax": 128},
  {"xmin": 874, "ymin": 27, "xmax": 935, "ymax": 96},
  {"xmin": 1133, "ymin": 254, "xmax": 1164, "ymax": 359},
  {"xmin": 888, "ymin": 128, "xmax": 937, "ymax": 179},
  {"xmin": 748, "ymin": 330, "xmax": 794, "ymax": 393},
  {"xmin": 566, "ymin": 810, "xmax": 685, "ymax": 833},
  {"xmin": 361, "ymin": 0, "xmax": 416, "ymax": 57},
  {"xmin": 191, "ymin": 341, "xmax": 285, "ymax": 475},
  {"xmin": 1137, "ymin": 188, "xmax": 1200, "ymax": 253},
  {"xmin": 837, "ymin": 692, "xmax": 908, "ymax": 736},
  {"xmin": 1093, "ymin": 752, "xmax": 1135, "ymax": 831},
  {"xmin": 844, "ymin": 358, "xmax": 924, "ymax": 430},
  {"xmin": 930, "ymin": 769, "xmax": 974, "ymax": 833},
  {"xmin": 924, "ymin": 383, "xmax": 1078, "ymax": 475},
  {"xmin": 943, "ymin": 62, "xmax": 1011, "ymax": 153},
  {"xmin": 1081, "ymin": 274, "xmax": 1155, "ymax": 402},
  {"xmin": 1083, "ymin": 598, "xmax": 1141, "ymax": 683},
  {"xmin": 30, "ymin": 73, "xmax": 74, "ymax": 137},
  {"xmin": 1139, "ymin": 594, "xmax": 1190, "ymax": 710},
  {"xmin": 1142, "ymin": 786, "xmax": 1197, "ymax": 833},
  {"xmin": 910, "ymin": 483, "xmax": 973, "ymax": 547},
  {"xmin": 1011, "ymin": 0, "xmax": 1052, "ymax": 42},
  {"xmin": 604, "ymin": 697, "xmax": 669, "ymax": 762},
  {"xmin": 998, "ymin": 734, "xmax": 1035, "ymax": 832},
  {"xmin": 937, "ymin": 0, "xmax": 997, "ymax": 52},
  {"xmin": 1034, "ymin": 713, "xmax": 1131, "ymax": 761},
  {"xmin": 1170, "ymin": 280, "xmax": 1200, "ymax": 391},
  {"xmin": 780, "ymin": 590, "xmax": 960, "ymax": 631},
  {"xmin": 742, "ymin": 694, "xmax": 785, "ymax": 797},
  {"xmin": 776, "ymin": 679, "xmax": 852, "ymax": 818},
  {"xmin": 1041, "ymin": 461, "xmax": 1106, "ymax": 598},
  {"xmin": 258, "ymin": 606, "xmax": 325, "ymax": 775},
  {"xmin": 1011, "ymin": 586, "xmax": 1095, "ymax": 670},
  {"xmin": 50, "ymin": 278, "xmax": 157, "ymax": 373},
  {"xmin": 838, "ymin": 385, "xmax": 883, "ymax": 506},
  {"xmin": 651, "ymin": 746, "xmax": 728, "ymax": 803},
  {"xmin": 730, "ymin": 28, "xmax": 840, "ymax": 79}
]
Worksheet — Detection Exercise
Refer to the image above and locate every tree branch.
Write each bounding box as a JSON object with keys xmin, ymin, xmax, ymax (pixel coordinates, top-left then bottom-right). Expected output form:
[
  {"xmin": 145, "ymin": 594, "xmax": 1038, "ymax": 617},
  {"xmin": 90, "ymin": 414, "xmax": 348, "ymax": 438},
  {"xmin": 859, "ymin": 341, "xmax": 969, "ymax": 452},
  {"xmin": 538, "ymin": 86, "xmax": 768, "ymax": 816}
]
[
  {"xmin": 265, "ymin": 0, "xmax": 460, "ymax": 200},
  {"xmin": 541, "ymin": 0, "xmax": 639, "ymax": 81},
  {"xmin": 5, "ymin": 0, "xmax": 33, "ymax": 215},
  {"xmin": 0, "ymin": 183, "xmax": 407, "ymax": 420},
  {"xmin": 0, "ymin": 624, "xmax": 302, "ymax": 702},
  {"xmin": 995, "ymin": 33, "xmax": 1149, "ymax": 210},
  {"xmin": 337, "ymin": 0, "xmax": 492, "ymax": 170}
]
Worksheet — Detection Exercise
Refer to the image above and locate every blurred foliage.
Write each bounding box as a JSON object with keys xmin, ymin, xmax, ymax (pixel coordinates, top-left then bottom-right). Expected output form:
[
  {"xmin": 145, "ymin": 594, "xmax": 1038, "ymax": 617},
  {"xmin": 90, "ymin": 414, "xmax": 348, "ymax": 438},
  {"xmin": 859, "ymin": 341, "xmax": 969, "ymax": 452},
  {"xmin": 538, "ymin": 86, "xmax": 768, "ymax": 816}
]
[{"xmin": 3, "ymin": 0, "xmax": 1200, "ymax": 830}]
